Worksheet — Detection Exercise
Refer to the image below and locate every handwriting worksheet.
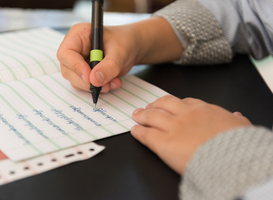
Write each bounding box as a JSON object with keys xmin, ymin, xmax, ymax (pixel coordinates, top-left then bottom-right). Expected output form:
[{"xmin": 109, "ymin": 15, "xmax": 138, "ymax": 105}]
[{"xmin": 0, "ymin": 28, "xmax": 168, "ymax": 162}]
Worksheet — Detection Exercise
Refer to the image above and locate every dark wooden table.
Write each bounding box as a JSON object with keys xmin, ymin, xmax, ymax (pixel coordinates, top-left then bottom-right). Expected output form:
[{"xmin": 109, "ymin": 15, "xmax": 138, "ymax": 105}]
[{"xmin": 0, "ymin": 52, "xmax": 273, "ymax": 200}]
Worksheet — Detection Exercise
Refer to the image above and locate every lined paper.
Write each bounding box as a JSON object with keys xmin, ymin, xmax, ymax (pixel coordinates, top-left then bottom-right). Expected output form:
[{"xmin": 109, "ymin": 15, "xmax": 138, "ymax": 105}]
[
  {"xmin": 0, "ymin": 27, "xmax": 63, "ymax": 83},
  {"xmin": 0, "ymin": 28, "xmax": 169, "ymax": 162},
  {"xmin": 0, "ymin": 73, "xmax": 168, "ymax": 162}
]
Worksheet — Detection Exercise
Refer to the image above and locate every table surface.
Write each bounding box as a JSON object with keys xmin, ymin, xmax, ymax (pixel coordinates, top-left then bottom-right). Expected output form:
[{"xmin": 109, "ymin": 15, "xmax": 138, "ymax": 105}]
[
  {"xmin": 0, "ymin": 9, "xmax": 273, "ymax": 200},
  {"xmin": 0, "ymin": 53, "xmax": 273, "ymax": 200}
]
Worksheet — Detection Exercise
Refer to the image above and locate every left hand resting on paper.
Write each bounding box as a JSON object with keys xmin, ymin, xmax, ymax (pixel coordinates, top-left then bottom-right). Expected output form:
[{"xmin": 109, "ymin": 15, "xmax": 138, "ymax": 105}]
[{"xmin": 131, "ymin": 95, "xmax": 252, "ymax": 175}]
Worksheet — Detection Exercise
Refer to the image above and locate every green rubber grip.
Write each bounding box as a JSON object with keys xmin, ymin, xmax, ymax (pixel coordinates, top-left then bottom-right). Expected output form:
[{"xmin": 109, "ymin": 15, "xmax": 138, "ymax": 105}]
[{"xmin": 90, "ymin": 49, "xmax": 103, "ymax": 62}]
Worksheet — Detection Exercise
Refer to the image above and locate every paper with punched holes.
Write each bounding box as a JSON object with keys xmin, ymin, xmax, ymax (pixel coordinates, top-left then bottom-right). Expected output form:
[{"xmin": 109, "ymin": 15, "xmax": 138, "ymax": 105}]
[
  {"xmin": 0, "ymin": 28, "xmax": 169, "ymax": 162},
  {"xmin": 0, "ymin": 142, "xmax": 105, "ymax": 185}
]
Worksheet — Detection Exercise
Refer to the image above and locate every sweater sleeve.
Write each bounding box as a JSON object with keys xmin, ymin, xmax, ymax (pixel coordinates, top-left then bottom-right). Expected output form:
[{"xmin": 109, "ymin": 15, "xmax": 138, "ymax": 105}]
[
  {"xmin": 153, "ymin": 0, "xmax": 273, "ymax": 64},
  {"xmin": 197, "ymin": 0, "xmax": 273, "ymax": 60},
  {"xmin": 153, "ymin": 0, "xmax": 233, "ymax": 65},
  {"xmin": 179, "ymin": 126, "xmax": 273, "ymax": 200}
]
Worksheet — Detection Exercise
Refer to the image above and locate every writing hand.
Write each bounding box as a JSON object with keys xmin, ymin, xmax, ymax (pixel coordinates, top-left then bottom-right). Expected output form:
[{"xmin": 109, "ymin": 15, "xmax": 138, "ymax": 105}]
[
  {"xmin": 131, "ymin": 95, "xmax": 252, "ymax": 174},
  {"xmin": 57, "ymin": 23, "xmax": 138, "ymax": 93},
  {"xmin": 57, "ymin": 18, "xmax": 183, "ymax": 93}
]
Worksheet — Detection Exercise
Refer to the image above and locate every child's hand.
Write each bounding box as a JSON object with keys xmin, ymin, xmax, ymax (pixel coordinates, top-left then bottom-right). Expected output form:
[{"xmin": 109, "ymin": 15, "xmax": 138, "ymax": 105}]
[
  {"xmin": 57, "ymin": 18, "xmax": 183, "ymax": 93},
  {"xmin": 131, "ymin": 95, "xmax": 252, "ymax": 175},
  {"xmin": 57, "ymin": 23, "xmax": 139, "ymax": 93}
]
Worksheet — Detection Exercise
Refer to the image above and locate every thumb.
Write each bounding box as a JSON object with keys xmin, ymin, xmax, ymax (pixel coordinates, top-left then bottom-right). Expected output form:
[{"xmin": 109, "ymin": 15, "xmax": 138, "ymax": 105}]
[{"xmin": 89, "ymin": 54, "xmax": 122, "ymax": 87}]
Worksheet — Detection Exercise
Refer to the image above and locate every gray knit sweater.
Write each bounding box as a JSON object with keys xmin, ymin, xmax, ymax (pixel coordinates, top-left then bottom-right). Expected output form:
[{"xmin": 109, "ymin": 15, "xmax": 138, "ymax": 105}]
[{"xmin": 154, "ymin": 0, "xmax": 273, "ymax": 199}]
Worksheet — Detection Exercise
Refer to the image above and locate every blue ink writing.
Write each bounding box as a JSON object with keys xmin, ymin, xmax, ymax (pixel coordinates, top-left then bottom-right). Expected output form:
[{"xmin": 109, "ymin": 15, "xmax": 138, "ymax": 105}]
[
  {"xmin": 33, "ymin": 109, "xmax": 69, "ymax": 135},
  {"xmin": 17, "ymin": 114, "xmax": 49, "ymax": 139},
  {"xmin": 0, "ymin": 114, "xmax": 30, "ymax": 144},
  {"xmin": 51, "ymin": 109, "xmax": 83, "ymax": 131},
  {"xmin": 69, "ymin": 105, "xmax": 101, "ymax": 126},
  {"xmin": 93, "ymin": 107, "xmax": 117, "ymax": 122}
]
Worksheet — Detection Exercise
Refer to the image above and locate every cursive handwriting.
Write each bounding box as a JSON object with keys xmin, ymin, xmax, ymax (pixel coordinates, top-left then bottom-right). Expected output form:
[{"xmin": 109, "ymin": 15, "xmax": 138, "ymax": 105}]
[
  {"xmin": 33, "ymin": 109, "xmax": 69, "ymax": 135},
  {"xmin": 51, "ymin": 108, "xmax": 83, "ymax": 131},
  {"xmin": 0, "ymin": 114, "xmax": 30, "ymax": 144},
  {"xmin": 17, "ymin": 114, "xmax": 49, "ymax": 139},
  {"xmin": 69, "ymin": 105, "xmax": 101, "ymax": 126},
  {"xmin": 93, "ymin": 107, "xmax": 117, "ymax": 122}
]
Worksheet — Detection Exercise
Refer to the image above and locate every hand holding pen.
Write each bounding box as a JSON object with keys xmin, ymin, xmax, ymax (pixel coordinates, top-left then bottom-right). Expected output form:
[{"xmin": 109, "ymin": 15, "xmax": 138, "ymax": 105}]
[{"xmin": 57, "ymin": 18, "xmax": 182, "ymax": 96}]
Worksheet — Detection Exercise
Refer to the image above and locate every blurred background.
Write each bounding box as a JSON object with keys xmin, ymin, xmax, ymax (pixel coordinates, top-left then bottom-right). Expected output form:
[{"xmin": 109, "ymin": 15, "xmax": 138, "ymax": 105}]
[
  {"xmin": 0, "ymin": 0, "xmax": 175, "ymax": 13},
  {"xmin": 0, "ymin": 0, "xmax": 175, "ymax": 32}
]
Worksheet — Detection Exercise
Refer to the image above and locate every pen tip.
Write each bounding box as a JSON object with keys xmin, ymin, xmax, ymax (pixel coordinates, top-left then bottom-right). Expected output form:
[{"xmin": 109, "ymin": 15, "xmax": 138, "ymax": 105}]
[{"xmin": 90, "ymin": 85, "xmax": 101, "ymax": 106}]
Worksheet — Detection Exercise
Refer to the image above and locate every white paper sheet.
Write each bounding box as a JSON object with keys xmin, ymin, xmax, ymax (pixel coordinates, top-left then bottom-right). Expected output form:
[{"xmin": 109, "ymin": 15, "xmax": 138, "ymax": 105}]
[
  {"xmin": 0, "ymin": 28, "xmax": 168, "ymax": 162},
  {"xmin": 0, "ymin": 142, "xmax": 104, "ymax": 185}
]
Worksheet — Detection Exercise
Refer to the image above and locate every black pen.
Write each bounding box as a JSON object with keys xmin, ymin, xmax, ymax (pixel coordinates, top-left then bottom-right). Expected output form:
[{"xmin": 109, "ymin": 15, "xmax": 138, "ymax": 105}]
[{"xmin": 90, "ymin": 0, "xmax": 104, "ymax": 106}]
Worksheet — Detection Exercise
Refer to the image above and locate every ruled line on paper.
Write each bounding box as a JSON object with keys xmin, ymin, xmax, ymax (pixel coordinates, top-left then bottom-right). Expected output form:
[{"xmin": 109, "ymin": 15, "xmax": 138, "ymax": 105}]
[{"xmin": 0, "ymin": 73, "xmax": 168, "ymax": 162}]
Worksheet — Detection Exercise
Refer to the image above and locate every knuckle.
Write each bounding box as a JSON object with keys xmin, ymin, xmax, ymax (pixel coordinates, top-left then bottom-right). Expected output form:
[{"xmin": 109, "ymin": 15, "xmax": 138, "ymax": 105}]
[
  {"xmin": 72, "ymin": 62, "xmax": 83, "ymax": 76},
  {"xmin": 161, "ymin": 95, "xmax": 173, "ymax": 101},
  {"xmin": 183, "ymin": 97, "xmax": 205, "ymax": 106},
  {"xmin": 71, "ymin": 23, "xmax": 80, "ymax": 29},
  {"xmin": 157, "ymin": 95, "xmax": 174, "ymax": 104},
  {"xmin": 56, "ymin": 49, "xmax": 62, "ymax": 61},
  {"xmin": 60, "ymin": 66, "xmax": 69, "ymax": 80},
  {"xmin": 183, "ymin": 97, "xmax": 194, "ymax": 102},
  {"xmin": 136, "ymin": 109, "xmax": 156, "ymax": 125},
  {"xmin": 56, "ymin": 47, "xmax": 66, "ymax": 63},
  {"xmin": 70, "ymin": 83, "xmax": 78, "ymax": 90},
  {"xmin": 70, "ymin": 23, "xmax": 83, "ymax": 32}
]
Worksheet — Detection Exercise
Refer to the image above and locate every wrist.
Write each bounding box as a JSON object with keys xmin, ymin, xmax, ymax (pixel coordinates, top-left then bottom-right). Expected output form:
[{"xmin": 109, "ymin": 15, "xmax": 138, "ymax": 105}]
[{"xmin": 128, "ymin": 17, "xmax": 184, "ymax": 64}]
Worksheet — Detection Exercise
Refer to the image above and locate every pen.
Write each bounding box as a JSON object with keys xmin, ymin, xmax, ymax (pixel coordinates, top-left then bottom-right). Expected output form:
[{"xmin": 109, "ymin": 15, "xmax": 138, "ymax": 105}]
[{"xmin": 90, "ymin": 0, "xmax": 104, "ymax": 106}]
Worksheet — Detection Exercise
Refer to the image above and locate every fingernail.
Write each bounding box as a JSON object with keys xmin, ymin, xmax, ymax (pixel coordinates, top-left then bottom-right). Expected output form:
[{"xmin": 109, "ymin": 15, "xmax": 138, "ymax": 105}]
[
  {"xmin": 96, "ymin": 71, "xmax": 104, "ymax": 83},
  {"xmin": 81, "ymin": 74, "xmax": 86, "ymax": 83},
  {"xmin": 133, "ymin": 108, "xmax": 142, "ymax": 115},
  {"xmin": 131, "ymin": 125, "xmax": 137, "ymax": 131}
]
